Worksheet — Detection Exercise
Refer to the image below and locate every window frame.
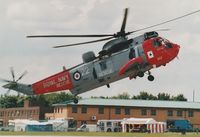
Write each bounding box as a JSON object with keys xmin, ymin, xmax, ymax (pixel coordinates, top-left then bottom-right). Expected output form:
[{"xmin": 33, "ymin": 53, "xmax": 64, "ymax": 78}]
[
  {"xmin": 177, "ymin": 110, "xmax": 183, "ymax": 117},
  {"xmin": 141, "ymin": 109, "xmax": 147, "ymax": 116},
  {"xmin": 98, "ymin": 106, "xmax": 104, "ymax": 114},
  {"xmin": 167, "ymin": 110, "xmax": 173, "ymax": 117},
  {"xmin": 81, "ymin": 106, "xmax": 87, "ymax": 114},
  {"xmin": 124, "ymin": 107, "xmax": 130, "ymax": 115},
  {"xmin": 72, "ymin": 106, "xmax": 78, "ymax": 113},
  {"xmin": 151, "ymin": 109, "xmax": 156, "ymax": 116},
  {"xmin": 115, "ymin": 107, "xmax": 121, "ymax": 115}
]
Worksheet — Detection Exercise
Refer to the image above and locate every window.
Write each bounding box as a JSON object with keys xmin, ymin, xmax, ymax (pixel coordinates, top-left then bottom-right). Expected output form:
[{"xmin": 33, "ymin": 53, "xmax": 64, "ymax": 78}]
[
  {"xmin": 141, "ymin": 109, "xmax": 147, "ymax": 116},
  {"xmin": 99, "ymin": 61, "xmax": 107, "ymax": 71},
  {"xmin": 115, "ymin": 107, "xmax": 121, "ymax": 115},
  {"xmin": 188, "ymin": 110, "xmax": 194, "ymax": 117},
  {"xmin": 168, "ymin": 110, "xmax": 173, "ymax": 116},
  {"xmin": 98, "ymin": 107, "xmax": 104, "ymax": 114},
  {"xmin": 99, "ymin": 122, "xmax": 105, "ymax": 131},
  {"xmin": 125, "ymin": 107, "xmax": 130, "ymax": 115},
  {"xmin": 32, "ymin": 110, "xmax": 34, "ymax": 115},
  {"xmin": 129, "ymin": 48, "xmax": 135, "ymax": 59},
  {"xmin": 0, "ymin": 112, "xmax": 3, "ymax": 117},
  {"xmin": 107, "ymin": 122, "xmax": 112, "ymax": 127},
  {"xmin": 151, "ymin": 109, "xmax": 156, "ymax": 116},
  {"xmin": 177, "ymin": 110, "xmax": 183, "ymax": 117},
  {"xmin": 153, "ymin": 39, "xmax": 162, "ymax": 47},
  {"xmin": 61, "ymin": 108, "xmax": 63, "ymax": 113},
  {"xmin": 81, "ymin": 106, "xmax": 87, "ymax": 114},
  {"xmin": 72, "ymin": 106, "xmax": 77, "ymax": 113},
  {"xmin": 57, "ymin": 108, "xmax": 60, "ymax": 113}
]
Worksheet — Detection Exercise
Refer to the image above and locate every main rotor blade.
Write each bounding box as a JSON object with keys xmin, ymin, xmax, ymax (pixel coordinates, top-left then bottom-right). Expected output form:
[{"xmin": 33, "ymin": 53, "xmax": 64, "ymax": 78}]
[
  {"xmin": 27, "ymin": 34, "xmax": 114, "ymax": 38},
  {"xmin": 154, "ymin": 29, "xmax": 170, "ymax": 31},
  {"xmin": 16, "ymin": 71, "xmax": 27, "ymax": 82},
  {"xmin": 0, "ymin": 78, "xmax": 12, "ymax": 83},
  {"xmin": 10, "ymin": 67, "xmax": 15, "ymax": 81},
  {"xmin": 120, "ymin": 8, "xmax": 129, "ymax": 33},
  {"xmin": 128, "ymin": 9, "xmax": 200, "ymax": 34},
  {"xmin": 53, "ymin": 36, "xmax": 114, "ymax": 48}
]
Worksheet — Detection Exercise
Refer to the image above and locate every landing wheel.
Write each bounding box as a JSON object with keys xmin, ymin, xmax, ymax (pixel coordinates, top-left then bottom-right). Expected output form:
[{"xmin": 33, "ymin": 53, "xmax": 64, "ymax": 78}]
[
  {"xmin": 148, "ymin": 75, "xmax": 154, "ymax": 81},
  {"xmin": 138, "ymin": 71, "xmax": 144, "ymax": 77},
  {"xmin": 73, "ymin": 97, "xmax": 78, "ymax": 104}
]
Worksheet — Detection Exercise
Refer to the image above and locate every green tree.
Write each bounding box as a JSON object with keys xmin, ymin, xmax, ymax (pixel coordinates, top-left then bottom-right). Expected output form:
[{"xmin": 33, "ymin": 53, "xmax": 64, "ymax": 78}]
[
  {"xmin": 111, "ymin": 92, "xmax": 130, "ymax": 99},
  {"xmin": 157, "ymin": 93, "xmax": 170, "ymax": 100},
  {"xmin": 132, "ymin": 91, "xmax": 157, "ymax": 100},
  {"xmin": 0, "ymin": 95, "xmax": 20, "ymax": 108},
  {"xmin": 172, "ymin": 94, "xmax": 187, "ymax": 101}
]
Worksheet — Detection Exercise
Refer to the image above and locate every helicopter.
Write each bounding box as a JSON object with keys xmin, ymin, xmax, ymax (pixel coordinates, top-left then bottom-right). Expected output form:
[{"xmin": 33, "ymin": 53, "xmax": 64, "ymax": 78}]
[{"xmin": 1, "ymin": 8, "xmax": 200, "ymax": 104}]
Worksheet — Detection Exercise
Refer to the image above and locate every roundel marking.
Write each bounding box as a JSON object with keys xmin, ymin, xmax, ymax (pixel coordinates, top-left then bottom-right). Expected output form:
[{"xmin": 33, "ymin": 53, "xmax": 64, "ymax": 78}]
[{"xmin": 73, "ymin": 71, "xmax": 81, "ymax": 81}]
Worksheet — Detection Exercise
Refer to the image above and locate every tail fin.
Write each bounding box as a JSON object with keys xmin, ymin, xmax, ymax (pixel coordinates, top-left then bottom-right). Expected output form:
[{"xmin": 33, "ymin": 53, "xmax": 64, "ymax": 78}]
[{"xmin": 2, "ymin": 82, "xmax": 35, "ymax": 95}]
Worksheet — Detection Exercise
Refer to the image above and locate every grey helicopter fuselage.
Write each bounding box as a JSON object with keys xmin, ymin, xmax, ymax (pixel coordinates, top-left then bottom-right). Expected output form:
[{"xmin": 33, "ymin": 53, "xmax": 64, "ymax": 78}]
[{"xmin": 69, "ymin": 33, "xmax": 151, "ymax": 95}]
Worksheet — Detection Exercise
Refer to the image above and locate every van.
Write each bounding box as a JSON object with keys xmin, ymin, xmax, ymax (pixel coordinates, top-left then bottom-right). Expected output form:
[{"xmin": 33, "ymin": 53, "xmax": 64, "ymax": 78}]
[{"xmin": 77, "ymin": 124, "xmax": 97, "ymax": 132}]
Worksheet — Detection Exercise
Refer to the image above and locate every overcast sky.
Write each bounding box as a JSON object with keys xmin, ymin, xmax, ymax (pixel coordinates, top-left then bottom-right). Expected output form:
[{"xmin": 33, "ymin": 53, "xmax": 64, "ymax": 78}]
[{"xmin": 0, "ymin": 0, "xmax": 200, "ymax": 101}]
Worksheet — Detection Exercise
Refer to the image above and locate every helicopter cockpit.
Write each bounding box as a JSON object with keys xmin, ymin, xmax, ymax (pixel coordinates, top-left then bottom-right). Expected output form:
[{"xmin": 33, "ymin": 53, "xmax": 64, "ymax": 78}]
[
  {"xmin": 99, "ymin": 31, "xmax": 160, "ymax": 57},
  {"xmin": 152, "ymin": 37, "xmax": 173, "ymax": 49}
]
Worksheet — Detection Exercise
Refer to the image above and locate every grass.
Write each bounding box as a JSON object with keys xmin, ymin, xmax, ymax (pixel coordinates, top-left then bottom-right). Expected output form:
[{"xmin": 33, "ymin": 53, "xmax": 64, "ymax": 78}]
[{"xmin": 0, "ymin": 132, "xmax": 200, "ymax": 137}]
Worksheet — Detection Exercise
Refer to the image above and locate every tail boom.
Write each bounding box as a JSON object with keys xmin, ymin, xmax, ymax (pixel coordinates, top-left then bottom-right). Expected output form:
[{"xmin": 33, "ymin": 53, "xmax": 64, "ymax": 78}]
[{"xmin": 32, "ymin": 70, "xmax": 73, "ymax": 94}]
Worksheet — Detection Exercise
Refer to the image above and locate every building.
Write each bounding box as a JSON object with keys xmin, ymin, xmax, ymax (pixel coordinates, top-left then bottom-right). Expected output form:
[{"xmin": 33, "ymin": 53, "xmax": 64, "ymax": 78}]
[
  {"xmin": 0, "ymin": 100, "xmax": 53, "ymax": 126},
  {"xmin": 45, "ymin": 98, "xmax": 200, "ymax": 128}
]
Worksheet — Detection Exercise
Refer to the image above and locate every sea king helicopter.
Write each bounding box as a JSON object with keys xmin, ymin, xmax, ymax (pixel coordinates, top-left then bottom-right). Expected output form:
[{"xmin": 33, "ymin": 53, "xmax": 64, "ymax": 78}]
[{"xmin": 1, "ymin": 8, "xmax": 200, "ymax": 103}]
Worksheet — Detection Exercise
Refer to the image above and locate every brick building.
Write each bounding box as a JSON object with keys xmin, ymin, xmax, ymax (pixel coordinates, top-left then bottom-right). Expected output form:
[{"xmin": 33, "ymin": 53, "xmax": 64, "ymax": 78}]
[
  {"xmin": 0, "ymin": 100, "xmax": 53, "ymax": 126},
  {"xmin": 45, "ymin": 98, "xmax": 200, "ymax": 128}
]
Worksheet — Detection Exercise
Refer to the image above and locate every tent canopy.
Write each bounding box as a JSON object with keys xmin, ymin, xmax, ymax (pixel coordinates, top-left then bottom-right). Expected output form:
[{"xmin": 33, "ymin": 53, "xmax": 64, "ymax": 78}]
[{"xmin": 122, "ymin": 118, "xmax": 157, "ymax": 125}]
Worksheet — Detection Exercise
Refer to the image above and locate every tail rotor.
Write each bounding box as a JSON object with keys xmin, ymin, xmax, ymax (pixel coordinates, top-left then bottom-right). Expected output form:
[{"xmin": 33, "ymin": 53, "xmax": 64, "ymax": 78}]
[{"xmin": 0, "ymin": 67, "xmax": 28, "ymax": 95}]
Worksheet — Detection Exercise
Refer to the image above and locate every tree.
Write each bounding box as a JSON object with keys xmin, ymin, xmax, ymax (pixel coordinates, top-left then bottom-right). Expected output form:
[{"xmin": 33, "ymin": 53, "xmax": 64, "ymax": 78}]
[
  {"xmin": 0, "ymin": 92, "xmax": 75, "ymax": 108},
  {"xmin": 111, "ymin": 92, "xmax": 130, "ymax": 99},
  {"xmin": 0, "ymin": 95, "xmax": 20, "ymax": 108},
  {"xmin": 157, "ymin": 93, "xmax": 170, "ymax": 100},
  {"xmin": 132, "ymin": 91, "xmax": 157, "ymax": 100},
  {"xmin": 172, "ymin": 94, "xmax": 187, "ymax": 101}
]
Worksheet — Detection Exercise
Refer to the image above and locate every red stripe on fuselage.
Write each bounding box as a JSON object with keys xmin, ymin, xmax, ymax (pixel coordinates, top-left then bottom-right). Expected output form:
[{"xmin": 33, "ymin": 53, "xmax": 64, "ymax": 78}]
[{"xmin": 32, "ymin": 70, "xmax": 73, "ymax": 94}]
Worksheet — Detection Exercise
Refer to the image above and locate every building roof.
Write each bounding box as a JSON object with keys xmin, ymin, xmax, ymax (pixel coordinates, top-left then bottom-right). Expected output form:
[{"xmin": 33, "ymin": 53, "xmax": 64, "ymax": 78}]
[{"xmin": 53, "ymin": 98, "xmax": 200, "ymax": 109}]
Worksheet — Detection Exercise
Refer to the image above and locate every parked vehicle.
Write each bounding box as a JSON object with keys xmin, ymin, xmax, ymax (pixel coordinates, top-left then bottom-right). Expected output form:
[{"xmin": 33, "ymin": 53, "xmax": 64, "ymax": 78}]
[
  {"xmin": 167, "ymin": 119, "xmax": 197, "ymax": 132},
  {"xmin": 48, "ymin": 118, "xmax": 77, "ymax": 132},
  {"xmin": 97, "ymin": 119, "xmax": 122, "ymax": 132},
  {"xmin": 77, "ymin": 124, "xmax": 97, "ymax": 132}
]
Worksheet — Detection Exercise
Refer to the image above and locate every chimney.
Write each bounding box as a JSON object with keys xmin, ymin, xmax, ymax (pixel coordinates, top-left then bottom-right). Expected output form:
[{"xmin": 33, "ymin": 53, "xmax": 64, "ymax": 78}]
[{"xmin": 24, "ymin": 100, "xmax": 30, "ymax": 108}]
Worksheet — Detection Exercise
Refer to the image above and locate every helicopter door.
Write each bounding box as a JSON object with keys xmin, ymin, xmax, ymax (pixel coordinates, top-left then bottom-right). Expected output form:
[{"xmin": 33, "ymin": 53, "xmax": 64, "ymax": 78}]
[{"xmin": 94, "ymin": 59, "xmax": 114, "ymax": 81}]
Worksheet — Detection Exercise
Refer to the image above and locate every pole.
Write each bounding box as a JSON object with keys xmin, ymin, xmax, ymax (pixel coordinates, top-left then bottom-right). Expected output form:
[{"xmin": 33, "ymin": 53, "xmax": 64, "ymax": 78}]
[{"xmin": 193, "ymin": 89, "xmax": 195, "ymax": 102}]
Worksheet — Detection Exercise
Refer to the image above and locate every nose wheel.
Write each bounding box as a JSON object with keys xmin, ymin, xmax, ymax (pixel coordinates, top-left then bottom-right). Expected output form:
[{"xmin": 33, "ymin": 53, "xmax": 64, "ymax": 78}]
[
  {"xmin": 147, "ymin": 71, "xmax": 154, "ymax": 81},
  {"xmin": 147, "ymin": 75, "xmax": 154, "ymax": 81}
]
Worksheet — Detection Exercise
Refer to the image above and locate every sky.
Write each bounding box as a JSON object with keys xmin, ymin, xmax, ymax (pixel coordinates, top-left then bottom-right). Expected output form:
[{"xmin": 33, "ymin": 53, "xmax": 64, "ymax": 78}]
[{"xmin": 0, "ymin": 0, "xmax": 200, "ymax": 101}]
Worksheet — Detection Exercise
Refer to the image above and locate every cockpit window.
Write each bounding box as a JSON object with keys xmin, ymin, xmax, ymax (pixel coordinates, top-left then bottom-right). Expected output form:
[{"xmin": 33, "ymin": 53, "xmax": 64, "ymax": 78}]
[
  {"xmin": 153, "ymin": 39, "xmax": 162, "ymax": 47},
  {"xmin": 165, "ymin": 43, "xmax": 173, "ymax": 48},
  {"xmin": 153, "ymin": 38, "xmax": 173, "ymax": 49},
  {"xmin": 162, "ymin": 38, "xmax": 173, "ymax": 48}
]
